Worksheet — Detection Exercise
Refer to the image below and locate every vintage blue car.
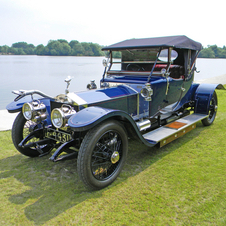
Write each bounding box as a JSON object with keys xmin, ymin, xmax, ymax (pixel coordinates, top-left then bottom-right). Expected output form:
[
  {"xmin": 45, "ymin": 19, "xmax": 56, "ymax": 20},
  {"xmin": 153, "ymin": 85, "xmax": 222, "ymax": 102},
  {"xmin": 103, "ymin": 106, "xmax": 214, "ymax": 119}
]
[{"xmin": 7, "ymin": 35, "xmax": 222, "ymax": 190}]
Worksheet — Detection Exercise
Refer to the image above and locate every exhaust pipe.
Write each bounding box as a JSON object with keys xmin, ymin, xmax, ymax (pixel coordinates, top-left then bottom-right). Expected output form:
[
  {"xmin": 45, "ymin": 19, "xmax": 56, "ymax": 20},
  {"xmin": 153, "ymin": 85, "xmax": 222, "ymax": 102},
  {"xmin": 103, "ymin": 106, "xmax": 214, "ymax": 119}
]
[{"xmin": 136, "ymin": 119, "xmax": 151, "ymax": 131}]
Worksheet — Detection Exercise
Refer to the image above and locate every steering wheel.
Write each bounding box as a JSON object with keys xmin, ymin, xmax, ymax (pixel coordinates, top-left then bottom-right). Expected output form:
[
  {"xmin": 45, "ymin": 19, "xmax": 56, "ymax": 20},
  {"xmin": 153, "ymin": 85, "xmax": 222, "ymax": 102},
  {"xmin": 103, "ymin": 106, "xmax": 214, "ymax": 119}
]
[{"xmin": 126, "ymin": 64, "xmax": 144, "ymax": 71}]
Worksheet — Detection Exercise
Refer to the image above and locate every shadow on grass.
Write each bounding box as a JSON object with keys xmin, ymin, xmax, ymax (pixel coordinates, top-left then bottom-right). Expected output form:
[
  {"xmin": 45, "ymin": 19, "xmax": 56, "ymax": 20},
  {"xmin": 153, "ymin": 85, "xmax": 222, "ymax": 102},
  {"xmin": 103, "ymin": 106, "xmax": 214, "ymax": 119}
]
[{"xmin": 0, "ymin": 123, "xmax": 205, "ymax": 225}]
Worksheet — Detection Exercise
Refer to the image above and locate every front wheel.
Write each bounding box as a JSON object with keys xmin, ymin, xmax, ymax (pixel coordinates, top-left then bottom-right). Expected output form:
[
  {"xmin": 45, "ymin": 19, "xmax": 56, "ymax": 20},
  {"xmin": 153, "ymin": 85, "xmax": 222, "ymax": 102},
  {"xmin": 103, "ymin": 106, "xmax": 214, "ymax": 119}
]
[
  {"xmin": 12, "ymin": 112, "xmax": 42, "ymax": 157},
  {"xmin": 202, "ymin": 91, "xmax": 218, "ymax": 126},
  {"xmin": 77, "ymin": 120, "xmax": 128, "ymax": 190}
]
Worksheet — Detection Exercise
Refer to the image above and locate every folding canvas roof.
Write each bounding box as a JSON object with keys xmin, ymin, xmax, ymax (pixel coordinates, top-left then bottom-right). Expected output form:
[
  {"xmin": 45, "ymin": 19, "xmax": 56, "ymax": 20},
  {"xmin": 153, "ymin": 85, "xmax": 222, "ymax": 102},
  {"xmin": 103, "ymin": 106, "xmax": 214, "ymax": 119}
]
[{"xmin": 102, "ymin": 35, "xmax": 202, "ymax": 51}]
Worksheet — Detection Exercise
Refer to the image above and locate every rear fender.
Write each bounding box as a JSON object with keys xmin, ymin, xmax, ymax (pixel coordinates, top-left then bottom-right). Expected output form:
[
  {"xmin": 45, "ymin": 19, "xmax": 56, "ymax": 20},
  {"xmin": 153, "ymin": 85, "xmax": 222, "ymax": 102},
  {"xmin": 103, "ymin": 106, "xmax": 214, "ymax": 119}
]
[{"xmin": 194, "ymin": 83, "xmax": 224, "ymax": 114}]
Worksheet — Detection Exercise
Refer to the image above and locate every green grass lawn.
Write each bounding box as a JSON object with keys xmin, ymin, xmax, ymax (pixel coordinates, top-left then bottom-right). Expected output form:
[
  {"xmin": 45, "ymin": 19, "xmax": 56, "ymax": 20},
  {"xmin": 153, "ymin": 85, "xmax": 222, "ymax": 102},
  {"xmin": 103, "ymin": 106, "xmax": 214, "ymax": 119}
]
[{"xmin": 1, "ymin": 89, "xmax": 226, "ymax": 225}]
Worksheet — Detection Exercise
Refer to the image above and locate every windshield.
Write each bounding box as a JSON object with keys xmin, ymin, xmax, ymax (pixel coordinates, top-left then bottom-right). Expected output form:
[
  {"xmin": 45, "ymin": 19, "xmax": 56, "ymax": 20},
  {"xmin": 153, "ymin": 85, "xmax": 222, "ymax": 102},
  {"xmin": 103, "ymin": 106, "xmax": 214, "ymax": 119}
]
[
  {"xmin": 110, "ymin": 49, "xmax": 159, "ymax": 71},
  {"xmin": 109, "ymin": 49, "xmax": 178, "ymax": 72}
]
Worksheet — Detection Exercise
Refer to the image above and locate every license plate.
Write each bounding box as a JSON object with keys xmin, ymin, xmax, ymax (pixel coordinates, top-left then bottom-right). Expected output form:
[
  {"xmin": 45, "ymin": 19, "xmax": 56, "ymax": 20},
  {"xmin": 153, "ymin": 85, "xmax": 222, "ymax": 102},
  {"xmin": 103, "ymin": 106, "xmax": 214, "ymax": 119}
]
[{"xmin": 45, "ymin": 128, "xmax": 72, "ymax": 143}]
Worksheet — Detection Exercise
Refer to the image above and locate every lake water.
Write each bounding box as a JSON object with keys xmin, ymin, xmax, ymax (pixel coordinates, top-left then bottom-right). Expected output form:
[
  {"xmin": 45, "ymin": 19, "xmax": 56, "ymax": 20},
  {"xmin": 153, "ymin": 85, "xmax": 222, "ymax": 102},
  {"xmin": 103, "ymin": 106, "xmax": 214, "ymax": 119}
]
[{"xmin": 1, "ymin": 55, "xmax": 226, "ymax": 110}]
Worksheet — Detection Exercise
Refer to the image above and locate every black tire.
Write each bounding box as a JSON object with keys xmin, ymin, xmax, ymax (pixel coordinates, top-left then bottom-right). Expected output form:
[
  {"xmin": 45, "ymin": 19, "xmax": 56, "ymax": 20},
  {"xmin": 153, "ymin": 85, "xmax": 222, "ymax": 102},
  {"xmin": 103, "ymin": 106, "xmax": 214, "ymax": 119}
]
[
  {"xmin": 77, "ymin": 120, "xmax": 128, "ymax": 190},
  {"xmin": 202, "ymin": 91, "xmax": 218, "ymax": 126},
  {"xmin": 12, "ymin": 112, "xmax": 40, "ymax": 157}
]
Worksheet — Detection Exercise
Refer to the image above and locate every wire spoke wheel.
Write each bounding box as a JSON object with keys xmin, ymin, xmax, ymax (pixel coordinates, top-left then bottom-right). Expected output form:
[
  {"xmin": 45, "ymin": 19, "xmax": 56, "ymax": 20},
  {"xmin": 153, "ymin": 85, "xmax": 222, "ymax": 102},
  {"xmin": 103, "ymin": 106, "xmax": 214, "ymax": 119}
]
[
  {"xmin": 23, "ymin": 120, "xmax": 39, "ymax": 144},
  {"xmin": 77, "ymin": 120, "xmax": 128, "ymax": 190},
  {"xmin": 12, "ymin": 112, "xmax": 44, "ymax": 157},
  {"xmin": 92, "ymin": 131, "xmax": 122, "ymax": 180},
  {"xmin": 202, "ymin": 91, "xmax": 218, "ymax": 126}
]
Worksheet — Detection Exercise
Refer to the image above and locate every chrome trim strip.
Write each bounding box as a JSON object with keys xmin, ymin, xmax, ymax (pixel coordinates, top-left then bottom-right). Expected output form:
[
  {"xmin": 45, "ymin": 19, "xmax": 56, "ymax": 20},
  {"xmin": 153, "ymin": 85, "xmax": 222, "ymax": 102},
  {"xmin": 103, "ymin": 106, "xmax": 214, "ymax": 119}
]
[{"xmin": 67, "ymin": 93, "xmax": 87, "ymax": 105}]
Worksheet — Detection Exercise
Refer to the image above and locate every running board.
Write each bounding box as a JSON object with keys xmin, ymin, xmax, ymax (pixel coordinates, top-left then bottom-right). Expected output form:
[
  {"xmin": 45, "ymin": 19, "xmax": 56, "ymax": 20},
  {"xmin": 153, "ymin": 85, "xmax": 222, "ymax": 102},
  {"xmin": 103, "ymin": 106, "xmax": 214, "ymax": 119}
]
[{"xmin": 143, "ymin": 114, "xmax": 208, "ymax": 147}]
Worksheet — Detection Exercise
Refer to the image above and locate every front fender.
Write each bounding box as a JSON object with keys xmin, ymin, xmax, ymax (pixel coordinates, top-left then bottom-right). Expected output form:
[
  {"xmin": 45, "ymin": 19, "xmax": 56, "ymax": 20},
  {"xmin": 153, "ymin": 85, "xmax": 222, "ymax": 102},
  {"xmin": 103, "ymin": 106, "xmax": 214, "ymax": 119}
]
[
  {"xmin": 68, "ymin": 106, "xmax": 156, "ymax": 147},
  {"xmin": 68, "ymin": 106, "xmax": 131, "ymax": 131},
  {"xmin": 6, "ymin": 97, "xmax": 53, "ymax": 125},
  {"xmin": 6, "ymin": 96, "xmax": 33, "ymax": 113},
  {"xmin": 194, "ymin": 83, "xmax": 224, "ymax": 114}
]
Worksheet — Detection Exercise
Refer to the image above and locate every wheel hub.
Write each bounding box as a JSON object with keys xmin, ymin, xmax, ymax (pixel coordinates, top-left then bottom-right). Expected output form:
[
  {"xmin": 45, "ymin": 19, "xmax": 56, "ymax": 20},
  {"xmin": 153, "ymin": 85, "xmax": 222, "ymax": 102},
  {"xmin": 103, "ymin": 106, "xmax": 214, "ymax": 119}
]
[{"xmin": 111, "ymin": 151, "xmax": 120, "ymax": 164}]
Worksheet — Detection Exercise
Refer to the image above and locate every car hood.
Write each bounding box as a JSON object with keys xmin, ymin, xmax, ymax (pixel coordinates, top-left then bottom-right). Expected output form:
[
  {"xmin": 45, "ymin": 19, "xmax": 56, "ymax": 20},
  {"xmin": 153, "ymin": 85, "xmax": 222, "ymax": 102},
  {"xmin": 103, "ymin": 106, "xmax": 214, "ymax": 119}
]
[{"xmin": 67, "ymin": 85, "xmax": 138, "ymax": 107}]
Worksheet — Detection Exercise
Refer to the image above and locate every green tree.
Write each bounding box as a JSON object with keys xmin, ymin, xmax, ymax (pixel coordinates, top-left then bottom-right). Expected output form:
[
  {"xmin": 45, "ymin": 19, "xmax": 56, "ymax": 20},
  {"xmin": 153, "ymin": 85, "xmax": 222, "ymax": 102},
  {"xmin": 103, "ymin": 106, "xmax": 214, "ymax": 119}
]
[
  {"xmin": 0, "ymin": 45, "xmax": 9, "ymax": 54},
  {"xmin": 221, "ymin": 46, "xmax": 226, "ymax": 58},
  {"xmin": 50, "ymin": 49, "xmax": 58, "ymax": 55},
  {"xmin": 24, "ymin": 47, "xmax": 35, "ymax": 55},
  {"xmin": 209, "ymin": 45, "xmax": 221, "ymax": 58},
  {"xmin": 112, "ymin": 51, "xmax": 121, "ymax": 58},
  {"xmin": 60, "ymin": 42, "xmax": 71, "ymax": 55},
  {"xmin": 45, "ymin": 40, "xmax": 72, "ymax": 56},
  {"xmin": 69, "ymin": 40, "xmax": 79, "ymax": 49},
  {"xmin": 198, "ymin": 45, "xmax": 226, "ymax": 58},
  {"xmin": 47, "ymin": 40, "xmax": 61, "ymax": 55},
  {"xmin": 199, "ymin": 48, "xmax": 215, "ymax": 58},
  {"xmin": 57, "ymin": 39, "xmax": 68, "ymax": 44},
  {"xmin": 35, "ymin": 44, "xmax": 45, "ymax": 55},
  {"xmin": 8, "ymin": 47, "xmax": 16, "ymax": 54},
  {"xmin": 0, "ymin": 40, "xmax": 105, "ymax": 56},
  {"xmin": 11, "ymin": 42, "xmax": 35, "ymax": 55},
  {"xmin": 17, "ymin": 48, "xmax": 25, "ymax": 55},
  {"xmin": 44, "ymin": 46, "xmax": 50, "ymax": 55},
  {"xmin": 71, "ymin": 43, "xmax": 85, "ymax": 56},
  {"xmin": 12, "ymin": 42, "xmax": 28, "ymax": 49},
  {"xmin": 90, "ymin": 43, "xmax": 103, "ymax": 56},
  {"xmin": 81, "ymin": 42, "xmax": 94, "ymax": 56}
]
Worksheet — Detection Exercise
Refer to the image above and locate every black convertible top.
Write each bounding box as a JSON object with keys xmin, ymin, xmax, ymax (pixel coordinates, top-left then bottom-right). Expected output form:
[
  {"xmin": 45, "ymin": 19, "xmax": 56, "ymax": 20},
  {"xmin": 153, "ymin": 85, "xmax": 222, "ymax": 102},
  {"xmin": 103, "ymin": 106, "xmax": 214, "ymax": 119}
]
[{"xmin": 102, "ymin": 35, "xmax": 202, "ymax": 51}]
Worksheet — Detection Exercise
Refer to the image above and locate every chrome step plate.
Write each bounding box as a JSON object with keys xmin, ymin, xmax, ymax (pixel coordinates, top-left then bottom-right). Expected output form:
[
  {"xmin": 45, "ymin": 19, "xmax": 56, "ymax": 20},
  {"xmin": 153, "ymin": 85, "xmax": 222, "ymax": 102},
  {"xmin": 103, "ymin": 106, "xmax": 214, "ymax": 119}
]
[{"xmin": 143, "ymin": 114, "xmax": 208, "ymax": 147}]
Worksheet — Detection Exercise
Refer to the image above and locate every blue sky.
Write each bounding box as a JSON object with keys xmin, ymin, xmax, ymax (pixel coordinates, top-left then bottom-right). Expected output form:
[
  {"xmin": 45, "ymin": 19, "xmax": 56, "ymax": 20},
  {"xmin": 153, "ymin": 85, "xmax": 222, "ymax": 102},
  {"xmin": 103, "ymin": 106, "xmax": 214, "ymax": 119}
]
[{"xmin": 0, "ymin": 0, "xmax": 225, "ymax": 47}]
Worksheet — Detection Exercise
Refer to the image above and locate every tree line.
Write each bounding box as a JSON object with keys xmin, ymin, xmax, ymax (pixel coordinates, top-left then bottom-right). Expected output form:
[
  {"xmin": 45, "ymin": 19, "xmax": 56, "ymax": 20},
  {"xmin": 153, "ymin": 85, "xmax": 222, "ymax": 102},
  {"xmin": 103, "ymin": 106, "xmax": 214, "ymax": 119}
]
[
  {"xmin": 198, "ymin": 45, "xmax": 226, "ymax": 58},
  {"xmin": 1, "ymin": 40, "xmax": 226, "ymax": 58},
  {"xmin": 0, "ymin": 39, "xmax": 105, "ymax": 56}
]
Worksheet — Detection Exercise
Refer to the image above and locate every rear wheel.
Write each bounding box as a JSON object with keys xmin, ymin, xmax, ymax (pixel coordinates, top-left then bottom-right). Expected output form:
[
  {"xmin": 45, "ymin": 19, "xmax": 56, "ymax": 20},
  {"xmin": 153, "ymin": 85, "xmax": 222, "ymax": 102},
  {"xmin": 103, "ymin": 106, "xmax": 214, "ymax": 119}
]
[
  {"xmin": 12, "ymin": 112, "xmax": 41, "ymax": 157},
  {"xmin": 202, "ymin": 91, "xmax": 218, "ymax": 126},
  {"xmin": 77, "ymin": 120, "xmax": 128, "ymax": 190}
]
